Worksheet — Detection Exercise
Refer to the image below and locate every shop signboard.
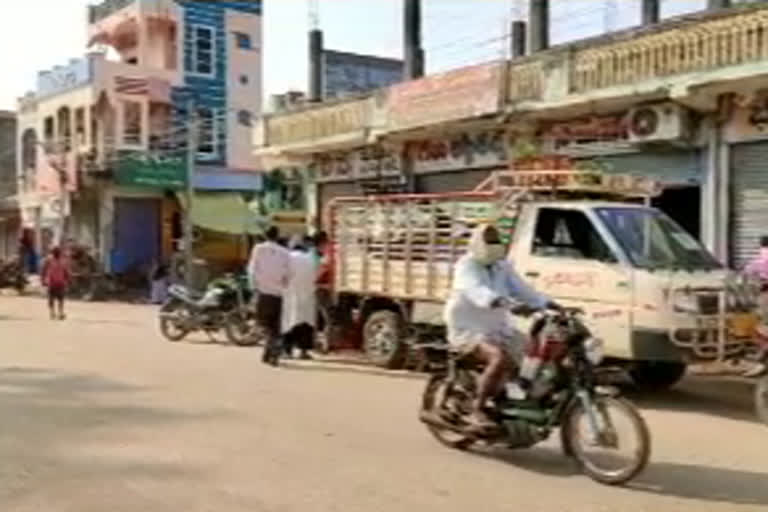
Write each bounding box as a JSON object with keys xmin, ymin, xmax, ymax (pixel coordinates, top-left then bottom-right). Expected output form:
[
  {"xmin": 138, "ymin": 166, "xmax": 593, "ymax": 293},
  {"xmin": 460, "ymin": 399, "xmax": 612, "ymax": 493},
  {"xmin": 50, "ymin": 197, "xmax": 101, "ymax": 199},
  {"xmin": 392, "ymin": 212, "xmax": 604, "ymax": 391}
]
[
  {"xmin": 408, "ymin": 130, "xmax": 507, "ymax": 174},
  {"xmin": 115, "ymin": 154, "xmax": 186, "ymax": 188},
  {"xmin": 267, "ymin": 98, "xmax": 369, "ymax": 147},
  {"xmin": 311, "ymin": 145, "xmax": 402, "ymax": 182},
  {"xmin": 388, "ymin": 62, "xmax": 502, "ymax": 132}
]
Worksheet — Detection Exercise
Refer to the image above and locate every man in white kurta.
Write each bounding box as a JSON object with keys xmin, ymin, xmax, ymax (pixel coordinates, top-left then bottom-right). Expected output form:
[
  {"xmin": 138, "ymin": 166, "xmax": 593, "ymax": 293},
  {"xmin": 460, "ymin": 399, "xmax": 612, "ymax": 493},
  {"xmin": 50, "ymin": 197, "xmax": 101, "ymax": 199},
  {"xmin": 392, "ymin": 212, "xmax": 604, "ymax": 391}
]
[
  {"xmin": 281, "ymin": 236, "xmax": 318, "ymax": 359},
  {"xmin": 444, "ymin": 224, "xmax": 553, "ymax": 427}
]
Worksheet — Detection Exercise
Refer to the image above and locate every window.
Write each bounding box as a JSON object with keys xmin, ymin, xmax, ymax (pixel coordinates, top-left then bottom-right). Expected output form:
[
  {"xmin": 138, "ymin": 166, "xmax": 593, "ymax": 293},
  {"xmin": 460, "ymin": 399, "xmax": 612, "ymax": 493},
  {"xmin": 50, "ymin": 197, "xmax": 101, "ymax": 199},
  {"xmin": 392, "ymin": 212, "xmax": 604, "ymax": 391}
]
[
  {"xmin": 21, "ymin": 129, "xmax": 37, "ymax": 173},
  {"xmin": 532, "ymin": 208, "xmax": 617, "ymax": 263},
  {"xmin": 43, "ymin": 117, "xmax": 54, "ymax": 144},
  {"xmin": 239, "ymin": 74, "xmax": 249, "ymax": 85},
  {"xmin": 196, "ymin": 107, "xmax": 217, "ymax": 159},
  {"xmin": 192, "ymin": 25, "xmax": 215, "ymax": 75},
  {"xmin": 75, "ymin": 107, "xmax": 86, "ymax": 146},
  {"xmin": 122, "ymin": 100, "xmax": 142, "ymax": 146},
  {"xmin": 234, "ymin": 32, "xmax": 252, "ymax": 50},
  {"xmin": 237, "ymin": 110, "xmax": 252, "ymax": 127}
]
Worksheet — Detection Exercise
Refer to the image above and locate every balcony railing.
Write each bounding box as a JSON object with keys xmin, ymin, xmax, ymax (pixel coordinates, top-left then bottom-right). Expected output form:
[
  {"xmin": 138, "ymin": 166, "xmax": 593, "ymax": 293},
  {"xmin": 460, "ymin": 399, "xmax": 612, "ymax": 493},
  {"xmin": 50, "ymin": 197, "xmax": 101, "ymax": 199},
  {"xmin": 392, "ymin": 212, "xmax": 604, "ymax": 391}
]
[
  {"xmin": 570, "ymin": 7, "xmax": 768, "ymax": 94},
  {"xmin": 88, "ymin": 0, "xmax": 134, "ymax": 24}
]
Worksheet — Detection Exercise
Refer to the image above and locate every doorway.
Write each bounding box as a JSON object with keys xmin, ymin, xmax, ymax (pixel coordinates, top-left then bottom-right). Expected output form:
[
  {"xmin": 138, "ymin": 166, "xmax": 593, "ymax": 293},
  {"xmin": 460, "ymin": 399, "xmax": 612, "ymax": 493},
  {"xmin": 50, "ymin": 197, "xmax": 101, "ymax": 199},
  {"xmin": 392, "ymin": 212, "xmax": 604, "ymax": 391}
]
[{"xmin": 653, "ymin": 186, "xmax": 701, "ymax": 240}]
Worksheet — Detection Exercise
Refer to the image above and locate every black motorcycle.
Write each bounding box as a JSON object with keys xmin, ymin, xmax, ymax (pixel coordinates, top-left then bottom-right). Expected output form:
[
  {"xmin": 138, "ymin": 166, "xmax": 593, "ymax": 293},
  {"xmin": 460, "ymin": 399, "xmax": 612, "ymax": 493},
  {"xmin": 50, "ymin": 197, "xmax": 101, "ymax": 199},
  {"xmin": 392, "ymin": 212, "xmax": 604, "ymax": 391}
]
[
  {"xmin": 0, "ymin": 258, "xmax": 27, "ymax": 294},
  {"xmin": 419, "ymin": 306, "xmax": 651, "ymax": 486},
  {"xmin": 158, "ymin": 274, "xmax": 260, "ymax": 345}
]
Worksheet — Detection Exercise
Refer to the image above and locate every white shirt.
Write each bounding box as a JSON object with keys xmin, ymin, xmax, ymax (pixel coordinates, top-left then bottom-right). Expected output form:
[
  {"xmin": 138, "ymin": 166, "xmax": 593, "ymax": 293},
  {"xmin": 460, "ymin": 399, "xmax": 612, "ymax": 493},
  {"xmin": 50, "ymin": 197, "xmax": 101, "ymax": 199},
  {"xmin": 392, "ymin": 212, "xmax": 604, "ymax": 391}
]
[
  {"xmin": 247, "ymin": 241, "xmax": 292, "ymax": 297},
  {"xmin": 281, "ymin": 250, "xmax": 318, "ymax": 333},
  {"xmin": 444, "ymin": 255, "xmax": 549, "ymax": 344}
]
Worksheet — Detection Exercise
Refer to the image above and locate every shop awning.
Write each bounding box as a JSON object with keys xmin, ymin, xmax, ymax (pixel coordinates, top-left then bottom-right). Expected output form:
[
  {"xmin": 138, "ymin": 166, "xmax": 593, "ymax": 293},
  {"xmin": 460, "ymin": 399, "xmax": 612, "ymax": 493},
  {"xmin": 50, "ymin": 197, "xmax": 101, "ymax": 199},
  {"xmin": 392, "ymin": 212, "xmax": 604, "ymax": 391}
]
[{"xmin": 178, "ymin": 192, "xmax": 266, "ymax": 235}]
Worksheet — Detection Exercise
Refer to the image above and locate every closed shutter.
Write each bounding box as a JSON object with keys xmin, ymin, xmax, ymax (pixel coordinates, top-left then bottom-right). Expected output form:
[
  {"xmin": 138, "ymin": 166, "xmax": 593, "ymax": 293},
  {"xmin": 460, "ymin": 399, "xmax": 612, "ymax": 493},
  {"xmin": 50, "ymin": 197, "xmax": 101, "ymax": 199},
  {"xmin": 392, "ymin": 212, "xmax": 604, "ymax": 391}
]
[
  {"xmin": 318, "ymin": 182, "xmax": 359, "ymax": 227},
  {"xmin": 415, "ymin": 169, "xmax": 492, "ymax": 194},
  {"xmin": 730, "ymin": 141, "xmax": 768, "ymax": 268},
  {"xmin": 575, "ymin": 150, "xmax": 701, "ymax": 185},
  {"xmin": 112, "ymin": 198, "xmax": 161, "ymax": 274}
]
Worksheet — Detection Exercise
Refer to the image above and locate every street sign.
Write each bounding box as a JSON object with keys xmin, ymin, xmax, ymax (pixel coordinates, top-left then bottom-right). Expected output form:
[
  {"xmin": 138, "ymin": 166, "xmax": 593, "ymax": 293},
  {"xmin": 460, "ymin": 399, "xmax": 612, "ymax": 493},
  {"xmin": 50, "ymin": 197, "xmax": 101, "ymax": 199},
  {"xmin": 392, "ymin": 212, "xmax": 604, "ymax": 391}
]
[{"xmin": 115, "ymin": 154, "xmax": 187, "ymax": 189}]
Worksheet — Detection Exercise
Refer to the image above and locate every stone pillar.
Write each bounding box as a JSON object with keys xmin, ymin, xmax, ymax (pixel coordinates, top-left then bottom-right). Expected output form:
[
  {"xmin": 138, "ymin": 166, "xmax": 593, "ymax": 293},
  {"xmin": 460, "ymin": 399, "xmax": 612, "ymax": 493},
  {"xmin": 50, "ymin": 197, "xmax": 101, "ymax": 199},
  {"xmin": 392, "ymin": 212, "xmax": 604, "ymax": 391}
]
[
  {"xmin": 404, "ymin": 0, "xmax": 424, "ymax": 79},
  {"xmin": 642, "ymin": 0, "xmax": 660, "ymax": 26},
  {"xmin": 511, "ymin": 20, "xmax": 526, "ymax": 58},
  {"xmin": 308, "ymin": 29, "xmax": 324, "ymax": 102},
  {"xmin": 529, "ymin": 0, "xmax": 549, "ymax": 53}
]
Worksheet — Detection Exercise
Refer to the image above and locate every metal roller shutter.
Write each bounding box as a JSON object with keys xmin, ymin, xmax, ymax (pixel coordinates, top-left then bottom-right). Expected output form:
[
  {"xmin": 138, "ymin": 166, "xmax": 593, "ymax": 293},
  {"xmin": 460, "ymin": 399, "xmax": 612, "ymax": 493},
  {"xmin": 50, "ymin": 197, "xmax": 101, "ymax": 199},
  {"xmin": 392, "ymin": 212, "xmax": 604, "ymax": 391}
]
[
  {"xmin": 318, "ymin": 182, "xmax": 360, "ymax": 228},
  {"xmin": 575, "ymin": 150, "xmax": 702, "ymax": 185},
  {"xmin": 415, "ymin": 169, "xmax": 492, "ymax": 194},
  {"xmin": 730, "ymin": 141, "xmax": 768, "ymax": 268}
]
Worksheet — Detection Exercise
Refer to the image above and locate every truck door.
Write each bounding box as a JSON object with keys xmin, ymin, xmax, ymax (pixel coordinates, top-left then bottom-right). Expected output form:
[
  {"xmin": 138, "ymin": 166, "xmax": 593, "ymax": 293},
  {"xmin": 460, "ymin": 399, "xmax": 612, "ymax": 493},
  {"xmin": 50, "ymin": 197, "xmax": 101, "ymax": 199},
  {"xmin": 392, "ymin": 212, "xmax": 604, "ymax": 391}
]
[{"xmin": 514, "ymin": 206, "xmax": 634, "ymax": 358}]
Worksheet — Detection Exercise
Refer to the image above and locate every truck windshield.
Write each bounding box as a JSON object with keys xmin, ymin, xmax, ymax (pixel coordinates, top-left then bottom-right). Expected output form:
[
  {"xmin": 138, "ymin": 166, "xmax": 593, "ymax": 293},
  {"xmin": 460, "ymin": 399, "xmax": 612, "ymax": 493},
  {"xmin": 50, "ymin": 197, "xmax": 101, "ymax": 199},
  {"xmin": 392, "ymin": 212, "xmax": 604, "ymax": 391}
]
[{"xmin": 596, "ymin": 207, "xmax": 722, "ymax": 271}]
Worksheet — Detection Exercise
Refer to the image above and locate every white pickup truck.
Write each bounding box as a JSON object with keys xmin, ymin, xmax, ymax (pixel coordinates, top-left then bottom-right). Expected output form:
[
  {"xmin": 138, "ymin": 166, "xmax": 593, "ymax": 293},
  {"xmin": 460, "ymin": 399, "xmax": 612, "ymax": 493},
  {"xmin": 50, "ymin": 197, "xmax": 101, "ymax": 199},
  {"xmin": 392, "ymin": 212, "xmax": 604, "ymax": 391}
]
[{"xmin": 324, "ymin": 170, "xmax": 765, "ymax": 415}]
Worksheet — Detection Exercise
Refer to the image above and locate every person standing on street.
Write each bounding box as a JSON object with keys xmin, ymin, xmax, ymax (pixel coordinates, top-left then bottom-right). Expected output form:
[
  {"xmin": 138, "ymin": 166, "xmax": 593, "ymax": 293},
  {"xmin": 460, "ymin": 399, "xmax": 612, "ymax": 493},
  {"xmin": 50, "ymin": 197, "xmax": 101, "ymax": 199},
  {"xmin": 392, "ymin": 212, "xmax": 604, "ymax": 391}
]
[
  {"xmin": 41, "ymin": 247, "xmax": 70, "ymax": 320},
  {"xmin": 281, "ymin": 235, "xmax": 318, "ymax": 360},
  {"xmin": 248, "ymin": 226, "xmax": 292, "ymax": 366}
]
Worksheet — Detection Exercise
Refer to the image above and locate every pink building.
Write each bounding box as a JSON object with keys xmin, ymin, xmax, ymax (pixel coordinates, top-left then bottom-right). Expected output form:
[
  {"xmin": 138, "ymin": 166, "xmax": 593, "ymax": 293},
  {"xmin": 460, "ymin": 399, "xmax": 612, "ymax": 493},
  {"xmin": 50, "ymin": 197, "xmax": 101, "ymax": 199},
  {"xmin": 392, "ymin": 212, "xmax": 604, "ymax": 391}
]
[{"xmin": 17, "ymin": 0, "xmax": 263, "ymax": 272}]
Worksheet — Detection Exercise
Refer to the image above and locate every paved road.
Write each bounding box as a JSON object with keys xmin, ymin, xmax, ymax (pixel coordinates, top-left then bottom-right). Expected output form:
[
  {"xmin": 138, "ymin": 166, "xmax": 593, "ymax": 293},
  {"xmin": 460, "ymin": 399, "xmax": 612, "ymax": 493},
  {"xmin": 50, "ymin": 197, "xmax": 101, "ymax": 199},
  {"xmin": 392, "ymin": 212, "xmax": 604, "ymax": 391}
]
[{"xmin": 0, "ymin": 297, "xmax": 766, "ymax": 512}]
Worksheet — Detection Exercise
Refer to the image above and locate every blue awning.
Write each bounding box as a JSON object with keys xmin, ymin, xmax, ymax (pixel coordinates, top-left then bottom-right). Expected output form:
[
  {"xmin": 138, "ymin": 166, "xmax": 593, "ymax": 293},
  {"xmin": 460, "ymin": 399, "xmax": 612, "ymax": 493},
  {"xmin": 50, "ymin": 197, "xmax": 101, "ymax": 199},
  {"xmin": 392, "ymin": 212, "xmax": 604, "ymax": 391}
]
[{"xmin": 193, "ymin": 170, "xmax": 263, "ymax": 191}]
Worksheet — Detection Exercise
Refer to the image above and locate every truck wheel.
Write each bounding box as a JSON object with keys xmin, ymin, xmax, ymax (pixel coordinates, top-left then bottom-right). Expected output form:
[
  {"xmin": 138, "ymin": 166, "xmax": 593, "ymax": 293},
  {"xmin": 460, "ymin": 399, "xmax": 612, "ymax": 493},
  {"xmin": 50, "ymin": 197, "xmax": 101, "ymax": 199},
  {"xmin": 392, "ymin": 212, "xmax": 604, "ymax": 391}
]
[
  {"xmin": 629, "ymin": 361, "xmax": 687, "ymax": 391},
  {"xmin": 363, "ymin": 310, "xmax": 406, "ymax": 369},
  {"xmin": 756, "ymin": 375, "xmax": 768, "ymax": 426}
]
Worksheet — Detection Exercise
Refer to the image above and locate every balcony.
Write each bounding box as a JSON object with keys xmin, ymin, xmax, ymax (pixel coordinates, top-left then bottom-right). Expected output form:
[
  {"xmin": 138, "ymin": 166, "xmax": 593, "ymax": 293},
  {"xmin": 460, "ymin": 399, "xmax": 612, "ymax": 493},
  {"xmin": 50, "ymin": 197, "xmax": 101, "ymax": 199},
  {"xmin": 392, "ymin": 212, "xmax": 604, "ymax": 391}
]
[
  {"xmin": 507, "ymin": 5, "xmax": 768, "ymax": 114},
  {"xmin": 88, "ymin": 0, "xmax": 134, "ymax": 25}
]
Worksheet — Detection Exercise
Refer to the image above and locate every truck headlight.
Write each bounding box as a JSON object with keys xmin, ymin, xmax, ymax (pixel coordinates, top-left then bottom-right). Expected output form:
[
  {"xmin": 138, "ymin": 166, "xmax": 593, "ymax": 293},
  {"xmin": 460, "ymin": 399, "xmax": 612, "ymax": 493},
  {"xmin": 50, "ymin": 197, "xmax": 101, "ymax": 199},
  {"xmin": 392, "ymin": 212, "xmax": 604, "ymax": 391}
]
[
  {"xmin": 583, "ymin": 337, "xmax": 605, "ymax": 365},
  {"xmin": 673, "ymin": 294, "xmax": 699, "ymax": 314}
]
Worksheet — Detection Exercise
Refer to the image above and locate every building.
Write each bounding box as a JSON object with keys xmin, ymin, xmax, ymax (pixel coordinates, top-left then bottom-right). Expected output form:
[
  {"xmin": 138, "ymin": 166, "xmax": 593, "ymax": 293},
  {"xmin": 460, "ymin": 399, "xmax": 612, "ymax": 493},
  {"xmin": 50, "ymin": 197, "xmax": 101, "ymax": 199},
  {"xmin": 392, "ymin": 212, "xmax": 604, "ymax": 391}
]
[
  {"xmin": 255, "ymin": 2, "xmax": 768, "ymax": 269},
  {"xmin": 323, "ymin": 50, "xmax": 404, "ymax": 100},
  {"xmin": 16, "ymin": 0, "xmax": 263, "ymax": 274},
  {"xmin": 0, "ymin": 111, "xmax": 18, "ymax": 259}
]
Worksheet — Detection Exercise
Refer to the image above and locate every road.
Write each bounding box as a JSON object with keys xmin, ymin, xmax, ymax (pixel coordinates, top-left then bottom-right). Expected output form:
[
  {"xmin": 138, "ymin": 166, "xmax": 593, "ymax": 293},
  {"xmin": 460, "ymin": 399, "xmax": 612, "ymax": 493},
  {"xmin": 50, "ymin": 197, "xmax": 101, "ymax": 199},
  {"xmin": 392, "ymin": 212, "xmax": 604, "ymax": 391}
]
[{"xmin": 0, "ymin": 297, "xmax": 765, "ymax": 512}]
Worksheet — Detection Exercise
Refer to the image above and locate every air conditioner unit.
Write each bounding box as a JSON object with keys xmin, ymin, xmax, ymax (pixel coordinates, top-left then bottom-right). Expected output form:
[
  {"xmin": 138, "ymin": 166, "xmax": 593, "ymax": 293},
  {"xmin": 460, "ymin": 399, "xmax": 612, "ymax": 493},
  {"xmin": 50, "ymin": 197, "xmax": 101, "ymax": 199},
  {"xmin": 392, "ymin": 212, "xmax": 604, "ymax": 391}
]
[{"xmin": 627, "ymin": 103, "xmax": 690, "ymax": 144}]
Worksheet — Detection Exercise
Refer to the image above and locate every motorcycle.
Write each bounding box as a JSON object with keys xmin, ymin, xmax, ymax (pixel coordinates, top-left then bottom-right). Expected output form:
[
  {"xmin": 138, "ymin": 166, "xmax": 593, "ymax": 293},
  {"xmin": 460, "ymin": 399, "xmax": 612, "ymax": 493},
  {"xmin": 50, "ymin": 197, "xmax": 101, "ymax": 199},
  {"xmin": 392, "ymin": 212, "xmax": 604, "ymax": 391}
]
[
  {"xmin": 0, "ymin": 258, "xmax": 27, "ymax": 294},
  {"xmin": 419, "ymin": 306, "xmax": 651, "ymax": 486},
  {"xmin": 158, "ymin": 274, "xmax": 260, "ymax": 345}
]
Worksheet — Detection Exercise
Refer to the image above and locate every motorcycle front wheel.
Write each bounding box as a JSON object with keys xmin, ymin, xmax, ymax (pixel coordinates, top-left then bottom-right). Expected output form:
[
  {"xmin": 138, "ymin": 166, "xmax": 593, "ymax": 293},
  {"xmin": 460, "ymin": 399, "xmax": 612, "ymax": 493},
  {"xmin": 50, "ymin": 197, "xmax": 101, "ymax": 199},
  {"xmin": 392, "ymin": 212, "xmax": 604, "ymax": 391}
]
[
  {"xmin": 159, "ymin": 298, "xmax": 190, "ymax": 342},
  {"xmin": 563, "ymin": 396, "xmax": 650, "ymax": 486}
]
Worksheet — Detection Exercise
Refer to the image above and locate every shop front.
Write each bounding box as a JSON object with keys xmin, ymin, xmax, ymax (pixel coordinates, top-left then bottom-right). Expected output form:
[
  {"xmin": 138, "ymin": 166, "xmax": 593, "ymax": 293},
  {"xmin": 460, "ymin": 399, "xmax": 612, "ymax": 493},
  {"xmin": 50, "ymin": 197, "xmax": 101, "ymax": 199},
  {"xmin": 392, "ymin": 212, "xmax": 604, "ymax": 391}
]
[{"xmin": 539, "ymin": 114, "xmax": 703, "ymax": 239}]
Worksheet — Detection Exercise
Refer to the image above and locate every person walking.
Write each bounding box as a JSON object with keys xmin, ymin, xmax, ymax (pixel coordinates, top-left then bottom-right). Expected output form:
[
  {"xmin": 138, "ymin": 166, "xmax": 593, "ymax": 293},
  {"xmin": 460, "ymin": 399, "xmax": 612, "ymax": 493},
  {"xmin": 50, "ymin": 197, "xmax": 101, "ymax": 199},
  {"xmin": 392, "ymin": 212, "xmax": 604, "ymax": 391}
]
[
  {"xmin": 41, "ymin": 247, "xmax": 70, "ymax": 320},
  {"xmin": 248, "ymin": 226, "xmax": 292, "ymax": 366},
  {"xmin": 282, "ymin": 235, "xmax": 318, "ymax": 360}
]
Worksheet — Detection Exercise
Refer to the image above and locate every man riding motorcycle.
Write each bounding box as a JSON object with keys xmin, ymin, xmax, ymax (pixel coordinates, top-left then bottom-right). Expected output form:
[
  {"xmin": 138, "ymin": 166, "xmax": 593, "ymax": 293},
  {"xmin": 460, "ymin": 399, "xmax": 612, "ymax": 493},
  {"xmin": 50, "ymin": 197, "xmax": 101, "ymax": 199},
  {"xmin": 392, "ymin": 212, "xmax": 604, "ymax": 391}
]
[{"xmin": 443, "ymin": 224, "xmax": 560, "ymax": 428}]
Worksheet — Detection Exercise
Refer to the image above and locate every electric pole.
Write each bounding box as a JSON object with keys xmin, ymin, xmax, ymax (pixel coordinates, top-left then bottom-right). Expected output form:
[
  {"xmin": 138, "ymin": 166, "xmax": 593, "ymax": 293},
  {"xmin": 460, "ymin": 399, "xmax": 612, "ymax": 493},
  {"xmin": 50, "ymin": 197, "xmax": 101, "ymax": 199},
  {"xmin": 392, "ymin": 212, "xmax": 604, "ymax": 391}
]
[{"xmin": 183, "ymin": 100, "xmax": 197, "ymax": 287}]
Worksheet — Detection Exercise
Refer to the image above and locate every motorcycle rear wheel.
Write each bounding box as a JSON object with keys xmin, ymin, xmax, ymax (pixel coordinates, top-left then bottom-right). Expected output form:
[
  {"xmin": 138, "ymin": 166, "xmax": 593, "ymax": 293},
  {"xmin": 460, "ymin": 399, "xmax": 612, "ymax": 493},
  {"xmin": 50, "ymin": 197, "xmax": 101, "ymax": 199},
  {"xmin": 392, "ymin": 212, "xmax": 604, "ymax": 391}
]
[
  {"xmin": 225, "ymin": 313, "xmax": 263, "ymax": 347},
  {"xmin": 420, "ymin": 374, "xmax": 475, "ymax": 450},
  {"xmin": 564, "ymin": 396, "xmax": 650, "ymax": 486},
  {"xmin": 159, "ymin": 299, "xmax": 190, "ymax": 342}
]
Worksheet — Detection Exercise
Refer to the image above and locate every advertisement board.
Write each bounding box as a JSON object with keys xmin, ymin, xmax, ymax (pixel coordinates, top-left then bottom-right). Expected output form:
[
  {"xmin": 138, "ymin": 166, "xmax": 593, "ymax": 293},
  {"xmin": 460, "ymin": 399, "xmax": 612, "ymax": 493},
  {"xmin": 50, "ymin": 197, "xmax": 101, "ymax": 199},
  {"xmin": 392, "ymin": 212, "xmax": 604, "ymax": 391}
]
[
  {"xmin": 388, "ymin": 62, "xmax": 502, "ymax": 132},
  {"xmin": 115, "ymin": 154, "xmax": 186, "ymax": 188}
]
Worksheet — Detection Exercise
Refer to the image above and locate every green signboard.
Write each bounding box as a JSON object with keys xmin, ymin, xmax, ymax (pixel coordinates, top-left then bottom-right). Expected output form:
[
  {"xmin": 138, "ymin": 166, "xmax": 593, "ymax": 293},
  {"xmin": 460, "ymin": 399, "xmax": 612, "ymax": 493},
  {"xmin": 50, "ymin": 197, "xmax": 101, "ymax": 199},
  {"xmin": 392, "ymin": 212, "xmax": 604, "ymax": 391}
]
[{"xmin": 115, "ymin": 154, "xmax": 187, "ymax": 188}]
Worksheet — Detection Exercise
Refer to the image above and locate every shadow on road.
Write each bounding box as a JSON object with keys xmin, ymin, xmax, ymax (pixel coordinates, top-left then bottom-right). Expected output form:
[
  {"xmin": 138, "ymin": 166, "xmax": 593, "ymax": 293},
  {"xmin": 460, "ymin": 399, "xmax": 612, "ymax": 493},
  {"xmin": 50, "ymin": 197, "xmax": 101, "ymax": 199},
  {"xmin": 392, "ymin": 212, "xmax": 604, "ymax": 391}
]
[
  {"xmin": 473, "ymin": 445, "xmax": 768, "ymax": 506},
  {"xmin": 280, "ymin": 359, "xmax": 426, "ymax": 381},
  {"xmin": 0, "ymin": 366, "xmax": 212, "ymax": 506},
  {"xmin": 631, "ymin": 462, "xmax": 768, "ymax": 506},
  {"xmin": 627, "ymin": 377, "xmax": 758, "ymax": 424}
]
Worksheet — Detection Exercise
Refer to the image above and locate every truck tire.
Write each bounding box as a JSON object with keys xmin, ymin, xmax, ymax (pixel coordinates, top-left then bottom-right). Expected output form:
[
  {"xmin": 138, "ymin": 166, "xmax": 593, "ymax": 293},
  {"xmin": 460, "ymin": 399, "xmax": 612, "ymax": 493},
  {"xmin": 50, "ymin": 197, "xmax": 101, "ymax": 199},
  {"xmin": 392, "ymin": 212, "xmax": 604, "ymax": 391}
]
[
  {"xmin": 363, "ymin": 310, "xmax": 406, "ymax": 369},
  {"xmin": 629, "ymin": 361, "xmax": 687, "ymax": 391}
]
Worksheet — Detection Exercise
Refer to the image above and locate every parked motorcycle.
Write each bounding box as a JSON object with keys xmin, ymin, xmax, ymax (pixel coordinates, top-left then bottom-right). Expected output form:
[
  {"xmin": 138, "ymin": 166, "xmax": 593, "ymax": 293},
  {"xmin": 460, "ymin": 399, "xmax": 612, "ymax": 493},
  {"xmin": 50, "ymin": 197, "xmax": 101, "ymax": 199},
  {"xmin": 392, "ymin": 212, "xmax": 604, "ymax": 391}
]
[
  {"xmin": 158, "ymin": 274, "xmax": 259, "ymax": 345},
  {"xmin": 0, "ymin": 258, "xmax": 27, "ymax": 294},
  {"xmin": 419, "ymin": 306, "xmax": 651, "ymax": 486}
]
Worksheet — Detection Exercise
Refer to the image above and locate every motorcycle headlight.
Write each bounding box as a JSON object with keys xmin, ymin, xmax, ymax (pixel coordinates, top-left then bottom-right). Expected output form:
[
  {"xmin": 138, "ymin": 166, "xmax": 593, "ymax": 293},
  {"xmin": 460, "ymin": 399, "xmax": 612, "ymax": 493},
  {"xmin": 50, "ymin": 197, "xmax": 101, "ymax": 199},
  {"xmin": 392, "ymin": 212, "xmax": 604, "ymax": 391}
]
[
  {"xmin": 583, "ymin": 337, "xmax": 605, "ymax": 365},
  {"xmin": 672, "ymin": 293, "xmax": 699, "ymax": 314}
]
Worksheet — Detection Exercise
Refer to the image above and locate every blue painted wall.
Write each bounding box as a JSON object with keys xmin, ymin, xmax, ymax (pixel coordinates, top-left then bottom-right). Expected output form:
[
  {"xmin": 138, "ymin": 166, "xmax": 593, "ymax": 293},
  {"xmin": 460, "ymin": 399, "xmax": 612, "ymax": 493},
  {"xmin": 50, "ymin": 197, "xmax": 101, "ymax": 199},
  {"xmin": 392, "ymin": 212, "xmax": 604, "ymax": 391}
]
[{"xmin": 172, "ymin": 1, "xmax": 261, "ymax": 167}]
